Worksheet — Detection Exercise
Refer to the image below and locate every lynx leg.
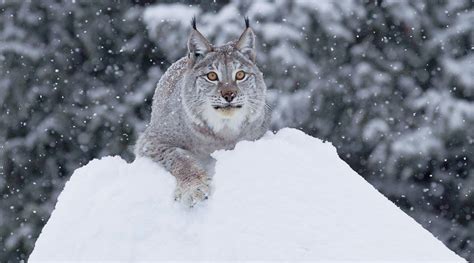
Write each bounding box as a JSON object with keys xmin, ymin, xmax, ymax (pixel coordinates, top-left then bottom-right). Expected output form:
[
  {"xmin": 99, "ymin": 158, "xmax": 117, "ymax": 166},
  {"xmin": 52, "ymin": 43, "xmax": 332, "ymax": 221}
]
[{"xmin": 137, "ymin": 139, "xmax": 211, "ymax": 207}]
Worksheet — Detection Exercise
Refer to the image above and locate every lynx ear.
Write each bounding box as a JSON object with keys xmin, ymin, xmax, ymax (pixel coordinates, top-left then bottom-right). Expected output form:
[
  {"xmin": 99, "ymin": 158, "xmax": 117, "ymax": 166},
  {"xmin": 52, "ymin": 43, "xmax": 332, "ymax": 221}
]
[
  {"xmin": 236, "ymin": 17, "xmax": 256, "ymax": 62},
  {"xmin": 187, "ymin": 17, "xmax": 212, "ymax": 61}
]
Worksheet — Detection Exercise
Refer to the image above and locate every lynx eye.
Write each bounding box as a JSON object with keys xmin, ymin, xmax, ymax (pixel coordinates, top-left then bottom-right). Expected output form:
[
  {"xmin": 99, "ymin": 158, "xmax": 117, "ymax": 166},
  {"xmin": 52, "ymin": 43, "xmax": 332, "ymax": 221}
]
[
  {"xmin": 206, "ymin": 72, "xmax": 218, "ymax": 81},
  {"xmin": 235, "ymin": 70, "xmax": 246, "ymax": 81}
]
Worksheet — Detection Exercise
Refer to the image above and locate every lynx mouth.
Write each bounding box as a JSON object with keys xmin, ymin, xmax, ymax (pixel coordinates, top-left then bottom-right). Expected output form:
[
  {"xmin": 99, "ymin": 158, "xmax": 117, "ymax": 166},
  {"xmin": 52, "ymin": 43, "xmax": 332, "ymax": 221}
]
[
  {"xmin": 212, "ymin": 104, "xmax": 243, "ymax": 117},
  {"xmin": 212, "ymin": 105, "xmax": 243, "ymax": 110}
]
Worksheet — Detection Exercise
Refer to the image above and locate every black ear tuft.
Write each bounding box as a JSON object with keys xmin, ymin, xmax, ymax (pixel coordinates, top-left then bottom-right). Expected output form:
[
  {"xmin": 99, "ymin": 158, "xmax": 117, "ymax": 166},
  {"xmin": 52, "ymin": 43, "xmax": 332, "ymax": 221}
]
[
  {"xmin": 244, "ymin": 16, "xmax": 250, "ymax": 28},
  {"xmin": 187, "ymin": 17, "xmax": 212, "ymax": 62},
  {"xmin": 191, "ymin": 16, "xmax": 197, "ymax": 30}
]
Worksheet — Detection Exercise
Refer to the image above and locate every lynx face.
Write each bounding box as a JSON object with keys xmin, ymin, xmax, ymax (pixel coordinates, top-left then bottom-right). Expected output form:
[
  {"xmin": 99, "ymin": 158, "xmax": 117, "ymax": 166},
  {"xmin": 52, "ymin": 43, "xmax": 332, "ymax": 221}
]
[{"xmin": 182, "ymin": 22, "xmax": 266, "ymax": 134}]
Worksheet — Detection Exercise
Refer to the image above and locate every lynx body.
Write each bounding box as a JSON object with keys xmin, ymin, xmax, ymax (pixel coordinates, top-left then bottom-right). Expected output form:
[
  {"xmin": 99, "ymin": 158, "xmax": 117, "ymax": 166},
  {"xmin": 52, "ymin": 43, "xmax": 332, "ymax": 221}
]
[{"xmin": 135, "ymin": 19, "xmax": 270, "ymax": 206}]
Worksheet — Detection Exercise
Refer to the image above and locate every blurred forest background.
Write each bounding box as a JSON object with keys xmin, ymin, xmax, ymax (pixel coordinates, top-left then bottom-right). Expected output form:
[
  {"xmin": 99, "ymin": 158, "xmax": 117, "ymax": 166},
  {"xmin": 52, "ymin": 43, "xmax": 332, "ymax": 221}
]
[{"xmin": 0, "ymin": 0, "xmax": 473, "ymax": 261}]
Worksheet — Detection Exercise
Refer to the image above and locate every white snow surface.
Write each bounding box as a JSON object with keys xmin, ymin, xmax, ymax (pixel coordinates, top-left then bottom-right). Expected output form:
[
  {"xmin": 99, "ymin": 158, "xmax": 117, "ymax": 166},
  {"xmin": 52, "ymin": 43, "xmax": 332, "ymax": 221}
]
[{"xmin": 30, "ymin": 128, "xmax": 462, "ymax": 261}]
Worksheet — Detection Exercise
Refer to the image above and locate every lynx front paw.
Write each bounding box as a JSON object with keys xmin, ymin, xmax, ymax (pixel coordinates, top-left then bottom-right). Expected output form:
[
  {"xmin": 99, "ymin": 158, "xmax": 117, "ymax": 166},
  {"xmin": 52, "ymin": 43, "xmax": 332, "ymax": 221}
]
[{"xmin": 174, "ymin": 176, "xmax": 211, "ymax": 207}]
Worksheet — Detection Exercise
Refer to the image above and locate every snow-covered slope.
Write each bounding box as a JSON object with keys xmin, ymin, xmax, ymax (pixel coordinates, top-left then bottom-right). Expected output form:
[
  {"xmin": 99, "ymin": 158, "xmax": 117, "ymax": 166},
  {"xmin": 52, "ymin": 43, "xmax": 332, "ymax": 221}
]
[{"xmin": 29, "ymin": 129, "xmax": 462, "ymax": 261}]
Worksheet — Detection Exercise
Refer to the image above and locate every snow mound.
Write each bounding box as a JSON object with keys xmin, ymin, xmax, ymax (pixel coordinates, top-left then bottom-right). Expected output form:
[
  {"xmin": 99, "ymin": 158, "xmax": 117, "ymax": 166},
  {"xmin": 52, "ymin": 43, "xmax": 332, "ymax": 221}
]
[{"xmin": 30, "ymin": 129, "xmax": 462, "ymax": 261}]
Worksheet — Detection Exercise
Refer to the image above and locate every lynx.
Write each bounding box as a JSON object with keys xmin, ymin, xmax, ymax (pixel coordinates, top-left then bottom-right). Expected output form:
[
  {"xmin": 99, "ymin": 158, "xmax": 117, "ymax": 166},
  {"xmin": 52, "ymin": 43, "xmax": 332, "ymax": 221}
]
[{"xmin": 135, "ymin": 18, "xmax": 270, "ymax": 207}]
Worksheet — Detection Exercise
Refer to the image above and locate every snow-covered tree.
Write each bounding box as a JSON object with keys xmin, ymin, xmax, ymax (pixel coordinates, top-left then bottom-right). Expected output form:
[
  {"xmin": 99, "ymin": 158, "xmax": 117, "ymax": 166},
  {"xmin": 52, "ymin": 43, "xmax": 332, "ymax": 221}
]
[{"xmin": 0, "ymin": 1, "xmax": 161, "ymax": 260}]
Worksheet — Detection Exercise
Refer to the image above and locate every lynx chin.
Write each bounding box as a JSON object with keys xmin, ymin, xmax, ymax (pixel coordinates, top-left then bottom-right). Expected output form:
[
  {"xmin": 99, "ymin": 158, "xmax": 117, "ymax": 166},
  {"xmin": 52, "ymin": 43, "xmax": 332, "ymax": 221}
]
[{"xmin": 135, "ymin": 18, "xmax": 270, "ymax": 207}]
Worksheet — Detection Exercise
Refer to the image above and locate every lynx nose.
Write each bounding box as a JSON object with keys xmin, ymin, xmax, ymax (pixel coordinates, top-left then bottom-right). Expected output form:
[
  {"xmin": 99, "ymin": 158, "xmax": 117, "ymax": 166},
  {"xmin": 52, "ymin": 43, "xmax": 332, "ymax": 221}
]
[{"xmin": 220, "ymin": 89, "xmax": 237, "ymax": 102}]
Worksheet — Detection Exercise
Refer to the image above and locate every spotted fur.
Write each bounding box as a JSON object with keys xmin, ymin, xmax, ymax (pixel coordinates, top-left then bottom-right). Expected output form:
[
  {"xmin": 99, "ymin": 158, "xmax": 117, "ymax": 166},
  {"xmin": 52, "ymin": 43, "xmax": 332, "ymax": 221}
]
[{"xmin": 135, "ymin": 19, "xmax": 270, "ymax": 207}]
